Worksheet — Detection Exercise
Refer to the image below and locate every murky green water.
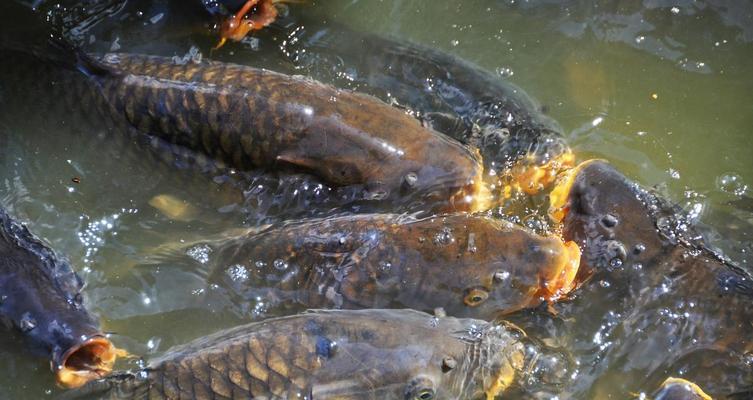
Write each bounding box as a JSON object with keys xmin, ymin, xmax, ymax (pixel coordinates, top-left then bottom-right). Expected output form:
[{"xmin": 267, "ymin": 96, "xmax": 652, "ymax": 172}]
[{"xmin": 0, "ymin": 0, "xmax": 751, "ymax": 398}]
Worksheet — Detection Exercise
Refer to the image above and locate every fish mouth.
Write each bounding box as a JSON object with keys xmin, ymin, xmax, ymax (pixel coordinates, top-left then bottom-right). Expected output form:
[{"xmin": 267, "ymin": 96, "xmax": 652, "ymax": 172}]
[
  {"xmin": 547, "ymin": 159, "xmax": 605, "ymax": 223},
  {"xmin": 450, "ymin": 170, "xmax": 494, "ymax": 213},
  {"xmin": 508, "ymin": 150, "xmax": 575, "ymax": 196},
  {"xmin": 460, "ymin": 150, "xmax": 576, "ymax": 213},
  {"xmin": 655, "ymin": 377, "xmax": 713, "ymax": 400},
  {"xmin": 538, "ymin": 239, "xmax": 582, "ymax": 301},
  {"xmin": 54, "ymin": 335, "xmax": 122, "ymax": 389}
]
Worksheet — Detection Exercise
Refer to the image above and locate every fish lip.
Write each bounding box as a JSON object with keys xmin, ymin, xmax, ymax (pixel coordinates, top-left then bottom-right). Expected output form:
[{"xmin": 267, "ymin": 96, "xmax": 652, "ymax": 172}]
[
  {"xmin": 53, "ymin": 334, "xmax": 119, "ymax": 389},
  {"xmin": 539, "ymin": 240, "xmax": 582, "ymax": 302},
  {"xmin": 547, "ymin": 159, "xmax": 607, "ymax": 223},
  {"xmin": 654, "ymin": 377, "xmax": 713, "ymax": 400}
]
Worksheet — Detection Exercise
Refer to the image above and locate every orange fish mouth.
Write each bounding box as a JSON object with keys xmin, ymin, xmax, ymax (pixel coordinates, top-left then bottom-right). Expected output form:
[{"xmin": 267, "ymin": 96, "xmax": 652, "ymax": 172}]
[
  {"xmin": 539, "ymin": 240, "xmax": 582, "ymax": 301},
  {"xmin": 54, "ymin": 336, "xmax": 125, "ymax": 389},
  {"xmin": 215, "ymin": 0, "xmax": 287, "ymax": 49},
  {"xmin": 547, "ymin": 159, "xmax": 605, "ymax": 223},
  {"xmin": 508, "ymin": 150, "xmax": 576, "ymax": 196}
]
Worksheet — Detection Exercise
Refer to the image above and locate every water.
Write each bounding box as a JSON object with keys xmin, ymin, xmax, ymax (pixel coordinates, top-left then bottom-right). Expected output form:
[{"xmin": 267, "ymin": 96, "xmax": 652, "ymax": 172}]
[{"xmin": 0, "ymin": 0, "xmax": 751, "ymax": 398}]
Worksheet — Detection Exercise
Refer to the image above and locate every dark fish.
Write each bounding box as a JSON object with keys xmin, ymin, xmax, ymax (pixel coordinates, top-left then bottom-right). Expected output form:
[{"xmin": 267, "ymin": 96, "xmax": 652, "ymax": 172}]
[
  {"xmin": 0, "ymin": 208, "xmax": 121, "ymax": 388},
  {"xmin": 66, "ymin": 309, "xmax": 530, "ymax": 400},
  {"xmin": 652, "ymin": 378, "xmax": 712, "ymax": 400},
  {"xmin": 204, "ymin": 213, "xmax": 580, "ymax": 320},
  {"xmin": 271, "ymin": 20, "xmax": 573, "ymax": 194},
  {"xmin": 549, "ymin": 160, "xmax": 753, "ymax": 396}
]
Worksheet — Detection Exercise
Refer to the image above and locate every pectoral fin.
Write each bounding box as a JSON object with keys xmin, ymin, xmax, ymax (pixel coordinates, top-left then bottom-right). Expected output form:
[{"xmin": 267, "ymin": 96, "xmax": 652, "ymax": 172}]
[{"xmin": 276, "ymin": 152, "xmax": 320, "ymax": 171}]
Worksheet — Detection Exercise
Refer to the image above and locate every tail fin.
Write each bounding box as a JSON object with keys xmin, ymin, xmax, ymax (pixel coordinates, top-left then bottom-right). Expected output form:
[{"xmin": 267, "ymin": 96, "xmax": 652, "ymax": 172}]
[{"xmin": 0, "ymin": 0, "xmax": 111, "ymax": 79}]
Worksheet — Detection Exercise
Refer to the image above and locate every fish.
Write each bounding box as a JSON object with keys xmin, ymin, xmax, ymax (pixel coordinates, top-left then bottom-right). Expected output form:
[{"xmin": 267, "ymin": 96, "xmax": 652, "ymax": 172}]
[
  {"xmin": 549, "ymin": 160, "xmax": 753, "ymax": 396},
  {"xmin": 148, "ymin": 194, "xmax": 200, "ymax": 222},
  {"xmin": 270, "ymin": 19, "xmax": 573, "ymax": 195},
  {"xmin": 0, "ymin": 207, "xmax": 122, "ymax": 388},
  {"xmin": 202, "ymin": 213, "xmax": 580, "ymax": 320},
  {"xmin": 0, "ymin": 13, "xmax": 489, "ymax": 213},
  {"xmin": 64, "ymin": 309, "xmax": 531, "ymax": 400}
]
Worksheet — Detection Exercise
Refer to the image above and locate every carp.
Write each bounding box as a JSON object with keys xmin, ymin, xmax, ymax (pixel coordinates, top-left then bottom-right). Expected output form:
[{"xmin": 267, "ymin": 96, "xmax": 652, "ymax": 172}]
[
  {"xmin": 65, "ymin": 309, "xmax": 531, "ymax": 400},
  {"xmin": 0, "ymin": 9, "xmax": 489, "ymax": 213},
  {"xmin": 0, "ymin": 208, "xmax": 122, "ymax": 388},
  {"xmin": 268, "ymin": 19, "xmax": 573, "ymax": 195},
  {"xmin": 201, "ymin": 213, "xmax": 580, "ymax": 320}
]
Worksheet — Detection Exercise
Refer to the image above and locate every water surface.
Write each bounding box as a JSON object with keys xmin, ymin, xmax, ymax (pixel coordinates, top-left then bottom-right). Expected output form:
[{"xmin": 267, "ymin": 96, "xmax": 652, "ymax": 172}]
[{"xmin": 0, "ymin": 0, "xmax": 751, "ymax": 398}]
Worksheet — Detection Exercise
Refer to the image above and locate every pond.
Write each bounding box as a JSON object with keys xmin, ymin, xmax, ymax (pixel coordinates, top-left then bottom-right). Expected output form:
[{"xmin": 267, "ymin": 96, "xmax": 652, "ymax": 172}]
[{"xmin": 0, "ymin": 0, "xmax": 751, "ymax": 398}]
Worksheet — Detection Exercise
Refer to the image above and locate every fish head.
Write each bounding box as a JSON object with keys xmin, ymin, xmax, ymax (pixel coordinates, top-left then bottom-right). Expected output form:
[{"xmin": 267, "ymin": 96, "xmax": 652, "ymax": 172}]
[
  {"xmin": 282, "ymin": 118, "xmax": 489, "ymax": 210},
  {"xmin": 400, "ymin": 143, "xmax": 491, "ymax": 213},
  {"xmin": 387, "ymin": 217, "xmax": 579, "ymax": 320},
  {"xmin": 306, "ymin": 309, "xmax": 526, "ymax": 399},
  {"xmin": 397, "ymin": 323, "xmax": 526, "ymax": 400},
  {"xmin": 549, "ymin": 160, "xmax": 666, "ymax": 278},
  {"xmin": 0, "ymin": 211, "xmax": 120, "ymax": 388}
]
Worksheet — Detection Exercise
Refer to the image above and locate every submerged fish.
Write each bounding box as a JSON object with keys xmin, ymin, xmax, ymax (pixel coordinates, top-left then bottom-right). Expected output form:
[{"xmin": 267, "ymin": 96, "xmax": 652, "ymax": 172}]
[
  {"xmin": 66, "ymin": 309, "xmax": 531, "ymax": 400},
  {"xmin": 272, "ymin": 20, "xmax": 573, "ymax": 195},
  {"xmin": 0, "ymin": 208, "xmax": 121, "ymax": 388},
  {"xmin": 549, "ymin": 160, "xmax": 753, "ymax": 396},
  {"xmin": 202, "ymin": 213, "xmax": 580, "ymax": 319}
]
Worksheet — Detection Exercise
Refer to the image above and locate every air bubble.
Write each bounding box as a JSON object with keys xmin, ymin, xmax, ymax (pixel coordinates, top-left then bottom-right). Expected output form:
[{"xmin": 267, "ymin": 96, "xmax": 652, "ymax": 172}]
[
  {"xmin": 378, "ymin": 261, "xmax": 392, "ymax": 272},
  {"xmin": 226, "ymin": 264, "xmax": 250, "ymax": 282},
  {"xmin": 273, "ymin": 259, "xmax": 289, "ymax": 271},
  {"xmin": 186, "ymin": 244, "xmax": 212, "ymax": 264},
  {"xmin": 433, "ymin": 227, "xmax": 455, "ymax": 246},
  {"xmin": 717, "ymin": 173, "xmax": 747, "ymax": 197}
]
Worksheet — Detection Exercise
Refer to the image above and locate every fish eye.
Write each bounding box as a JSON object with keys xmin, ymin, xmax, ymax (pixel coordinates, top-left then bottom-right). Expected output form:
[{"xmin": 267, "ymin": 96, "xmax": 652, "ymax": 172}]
[
  {"xmin": 415, "ymin": 388, "xmax": 435, "ymax": 400},
  {"xmin": 464, "ymin": 288, "xmax": 489, "ymax": 307},
  {"xmin": 405, "ymin": 376, "xmax": 436, "ymax": 400}
]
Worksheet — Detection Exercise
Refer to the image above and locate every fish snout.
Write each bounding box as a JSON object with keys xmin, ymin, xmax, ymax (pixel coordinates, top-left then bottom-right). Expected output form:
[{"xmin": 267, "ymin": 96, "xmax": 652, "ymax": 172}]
[
  {"xmin": 37, "ymin": 313, "xmax": 120, "ymax": 389},
  {"xmin": 549, "ymin": 160, "xmax": 663, "ymax": 276}
]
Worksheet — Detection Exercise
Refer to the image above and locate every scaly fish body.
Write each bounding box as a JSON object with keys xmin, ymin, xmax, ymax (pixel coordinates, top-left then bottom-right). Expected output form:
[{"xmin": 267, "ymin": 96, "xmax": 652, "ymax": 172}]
[
  {"xmin": 67, "ymin": 309, "xmax": 528, "ymax": 400},
  {"xmin": 89, "ymin": 51, "xmax": 486, "ymax": 209},
  {"xmin": 204, "ymin": 213, "xmax": 580, "ymax": 319}
]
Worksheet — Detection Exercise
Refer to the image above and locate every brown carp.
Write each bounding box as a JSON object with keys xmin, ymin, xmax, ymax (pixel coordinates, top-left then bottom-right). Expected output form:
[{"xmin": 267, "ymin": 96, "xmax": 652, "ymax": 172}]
[
  {"xmin": 202, "ymin": 213, "xmax": 580, "ymax": 320},
  {"xmin": 549, "ymin": 160, "xmax": 753, "ymax": 397},
  {"xmin": 0, "ymin": 2, "xmax": 489, "ymax": 212},
  {"xmin": 0, "ymin": 208, "xmax": 121, "ymax": 388},
  {"xmin": 266, "ymin": 19, "xmax": 574, "ymax": 195},
  {"xmin": 66, "ymin": 309, "xmax": 530, "ymax": 400},
  {"xmin": 49, "ymin": 36, "xmax": 488, "ymax": 211}
]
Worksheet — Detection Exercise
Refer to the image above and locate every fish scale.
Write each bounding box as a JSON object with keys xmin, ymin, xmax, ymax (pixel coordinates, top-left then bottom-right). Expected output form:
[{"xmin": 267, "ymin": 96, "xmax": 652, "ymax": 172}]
[
  {"xmin": 4, "ymin": 37, "xmax": 488, "ymax": 212},
  {"xmin": 194, "ymin": 213, "xmax": 580, "ymax": 320}
]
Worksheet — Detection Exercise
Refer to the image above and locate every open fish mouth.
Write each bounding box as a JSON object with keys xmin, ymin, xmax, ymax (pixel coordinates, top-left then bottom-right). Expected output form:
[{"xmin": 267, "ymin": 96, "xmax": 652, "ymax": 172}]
[
  {"xmin": 54, "ymin": 335, "xmax": 123, "ymax": 389},
  {"xmin": 539, "ymin": 239, "xmax": 581, "ymax": 301},
  {"xmin": 547, "ymin": 159, "xmax": 605, "ymax": 223}
]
